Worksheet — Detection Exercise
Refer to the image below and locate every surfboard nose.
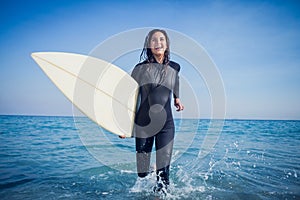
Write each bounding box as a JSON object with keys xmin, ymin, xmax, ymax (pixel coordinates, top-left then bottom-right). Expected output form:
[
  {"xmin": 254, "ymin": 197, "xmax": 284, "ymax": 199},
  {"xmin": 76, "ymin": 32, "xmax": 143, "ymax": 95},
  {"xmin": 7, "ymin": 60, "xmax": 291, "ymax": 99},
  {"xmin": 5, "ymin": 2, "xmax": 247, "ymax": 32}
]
[
  {"xmin": 31, "ymin": 52, "xmax": 41, "ymax": 61},
  {"xmin": 31, "ymin": 52, "xmax": 49, "ymax": 59}
]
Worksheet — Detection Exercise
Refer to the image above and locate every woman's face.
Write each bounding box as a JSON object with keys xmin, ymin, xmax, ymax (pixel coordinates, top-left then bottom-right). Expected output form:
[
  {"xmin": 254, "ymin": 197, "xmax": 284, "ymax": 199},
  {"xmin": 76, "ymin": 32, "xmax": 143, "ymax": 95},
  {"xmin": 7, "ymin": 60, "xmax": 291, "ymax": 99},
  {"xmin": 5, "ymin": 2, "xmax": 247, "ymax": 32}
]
[{"xmin": 150, "ymin": 31, "xmax": 167, "ymax": 58}]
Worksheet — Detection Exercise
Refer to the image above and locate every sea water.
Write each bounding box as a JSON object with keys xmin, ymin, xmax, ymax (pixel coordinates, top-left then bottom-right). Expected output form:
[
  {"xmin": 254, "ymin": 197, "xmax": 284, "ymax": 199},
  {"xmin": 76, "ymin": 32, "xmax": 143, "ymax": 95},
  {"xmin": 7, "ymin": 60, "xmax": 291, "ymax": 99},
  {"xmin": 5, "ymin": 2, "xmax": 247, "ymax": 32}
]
[{"xmin": 0, "ymin": 115, "xmax": 299, "ymax": 199}]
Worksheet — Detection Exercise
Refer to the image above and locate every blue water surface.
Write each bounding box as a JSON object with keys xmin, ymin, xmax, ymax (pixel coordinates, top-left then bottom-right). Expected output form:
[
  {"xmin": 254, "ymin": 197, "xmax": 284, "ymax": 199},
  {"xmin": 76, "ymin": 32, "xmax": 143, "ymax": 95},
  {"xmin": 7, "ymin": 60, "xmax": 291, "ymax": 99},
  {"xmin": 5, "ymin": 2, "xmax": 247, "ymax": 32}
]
[{"xmin": 0, "ymin": 115, "xmax": 299, "ymax": 199}]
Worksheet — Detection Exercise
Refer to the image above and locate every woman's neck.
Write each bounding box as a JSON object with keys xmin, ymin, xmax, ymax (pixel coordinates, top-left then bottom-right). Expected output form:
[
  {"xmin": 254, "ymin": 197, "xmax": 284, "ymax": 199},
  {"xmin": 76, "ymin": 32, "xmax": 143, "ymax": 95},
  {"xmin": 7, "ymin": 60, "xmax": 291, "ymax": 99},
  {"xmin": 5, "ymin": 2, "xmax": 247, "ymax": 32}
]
[{"xmin": 153, "ymin": 55, "xmax": 164, "ymax": 64}]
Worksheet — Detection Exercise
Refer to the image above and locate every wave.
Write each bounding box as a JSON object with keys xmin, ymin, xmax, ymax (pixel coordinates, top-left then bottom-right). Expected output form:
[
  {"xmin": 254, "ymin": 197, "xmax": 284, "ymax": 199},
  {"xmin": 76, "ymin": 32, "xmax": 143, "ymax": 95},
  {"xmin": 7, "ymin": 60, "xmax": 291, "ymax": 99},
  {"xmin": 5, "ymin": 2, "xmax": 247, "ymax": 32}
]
[{"xmin": 0, "ymin": 178, "xmax": 35, "ymax": 190}]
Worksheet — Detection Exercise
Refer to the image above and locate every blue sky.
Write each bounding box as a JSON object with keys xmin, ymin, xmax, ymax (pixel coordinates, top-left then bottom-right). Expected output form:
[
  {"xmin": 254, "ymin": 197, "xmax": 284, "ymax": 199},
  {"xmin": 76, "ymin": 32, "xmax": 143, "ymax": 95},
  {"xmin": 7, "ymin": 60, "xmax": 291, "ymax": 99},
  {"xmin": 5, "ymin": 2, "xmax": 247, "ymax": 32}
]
[{"xmin": 0, "ymin": 0, "xmax": 299, "ymax": 120}]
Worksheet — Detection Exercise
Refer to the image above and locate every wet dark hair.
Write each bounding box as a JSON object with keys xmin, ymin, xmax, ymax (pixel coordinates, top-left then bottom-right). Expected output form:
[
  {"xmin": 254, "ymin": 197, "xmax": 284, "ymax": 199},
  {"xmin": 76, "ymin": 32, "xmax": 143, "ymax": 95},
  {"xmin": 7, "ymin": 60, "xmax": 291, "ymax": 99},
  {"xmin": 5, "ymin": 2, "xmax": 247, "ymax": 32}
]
[{"xmin": 140, "ymin": 29, "xmax": 170, "ymax": 64}]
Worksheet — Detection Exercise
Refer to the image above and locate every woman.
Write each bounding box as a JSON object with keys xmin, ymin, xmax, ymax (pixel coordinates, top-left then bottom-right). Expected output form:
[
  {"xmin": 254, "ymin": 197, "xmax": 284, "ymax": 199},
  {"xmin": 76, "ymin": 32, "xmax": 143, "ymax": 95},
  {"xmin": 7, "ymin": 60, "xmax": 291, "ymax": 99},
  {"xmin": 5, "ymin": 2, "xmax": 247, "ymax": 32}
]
[{"xmin": 122, "ymin": 29, "xmax": 184, "ymax": 190}]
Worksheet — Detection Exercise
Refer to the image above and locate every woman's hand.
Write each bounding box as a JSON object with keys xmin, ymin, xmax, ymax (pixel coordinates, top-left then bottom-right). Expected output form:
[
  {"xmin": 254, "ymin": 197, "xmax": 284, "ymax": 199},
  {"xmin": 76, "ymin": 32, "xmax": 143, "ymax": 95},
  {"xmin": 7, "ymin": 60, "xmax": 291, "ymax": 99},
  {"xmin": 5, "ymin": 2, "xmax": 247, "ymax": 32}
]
[
  {"xmin": 174, "ymin": 98, "xmax": 184, "ymax": 111},
  {"xmin": 119, "ymin": 135, "xmax": 126, "ymax": 139}
]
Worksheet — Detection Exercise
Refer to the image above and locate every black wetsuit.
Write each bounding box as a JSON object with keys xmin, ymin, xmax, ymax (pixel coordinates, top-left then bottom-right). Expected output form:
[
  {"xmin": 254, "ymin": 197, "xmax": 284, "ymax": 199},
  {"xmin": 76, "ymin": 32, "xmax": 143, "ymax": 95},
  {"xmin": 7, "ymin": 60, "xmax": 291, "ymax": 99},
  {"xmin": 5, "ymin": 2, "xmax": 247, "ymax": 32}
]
[{"xmin": 131, "ymin": 60, "xmax": 180, "ymax": 186}]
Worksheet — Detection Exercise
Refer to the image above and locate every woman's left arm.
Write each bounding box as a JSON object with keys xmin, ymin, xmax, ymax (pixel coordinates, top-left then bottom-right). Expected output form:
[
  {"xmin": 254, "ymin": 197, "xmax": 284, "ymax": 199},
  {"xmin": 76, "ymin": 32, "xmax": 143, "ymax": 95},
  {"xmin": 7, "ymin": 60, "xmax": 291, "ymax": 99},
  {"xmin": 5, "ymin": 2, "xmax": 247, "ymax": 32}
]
[{"xmin": 172, "ymin": 62, "xmax": 184, "ymax": 112}]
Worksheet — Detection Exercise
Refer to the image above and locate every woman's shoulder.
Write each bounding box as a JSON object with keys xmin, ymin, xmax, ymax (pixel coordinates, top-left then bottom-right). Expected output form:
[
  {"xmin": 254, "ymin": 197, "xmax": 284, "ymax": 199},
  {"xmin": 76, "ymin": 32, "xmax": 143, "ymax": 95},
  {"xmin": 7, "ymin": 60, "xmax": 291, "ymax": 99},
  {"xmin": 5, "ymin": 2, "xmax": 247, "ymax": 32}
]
[
  {"xmin": 169, "ymin": 60, "xmax": 180, "ymax": 72},
  {"xmin": 134, "ymin": 60, "xmax": 149, "ymax": 69},
  {"xmin": 132, "ymin": 61, "xmax": 149, "ymax": 77}
]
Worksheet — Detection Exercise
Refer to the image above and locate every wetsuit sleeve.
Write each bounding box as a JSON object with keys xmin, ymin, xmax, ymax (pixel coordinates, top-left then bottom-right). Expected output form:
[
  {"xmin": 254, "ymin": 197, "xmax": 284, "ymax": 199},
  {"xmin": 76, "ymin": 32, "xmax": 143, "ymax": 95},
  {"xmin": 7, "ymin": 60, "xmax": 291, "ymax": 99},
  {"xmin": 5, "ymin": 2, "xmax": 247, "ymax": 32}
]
[
  {"xmin": 131, "ymin": 65, "xmax": 139, "ymax": 82},
  {"xmin": 131, "ymin": 65, "xmax": 142, "ymax": 113},
  {"xmin": 173, "ymin": 63, "xmax": 180, "ymax": 99}
]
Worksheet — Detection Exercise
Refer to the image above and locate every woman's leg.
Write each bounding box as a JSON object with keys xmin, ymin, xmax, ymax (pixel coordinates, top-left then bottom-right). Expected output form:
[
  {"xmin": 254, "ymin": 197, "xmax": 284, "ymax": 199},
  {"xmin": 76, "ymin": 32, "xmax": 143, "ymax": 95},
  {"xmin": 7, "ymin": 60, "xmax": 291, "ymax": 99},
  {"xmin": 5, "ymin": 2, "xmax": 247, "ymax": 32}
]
[
  {"xmin": 155, "ymin": 125, "xmax": 175, "ymax": 185},
  {"xmin": 136, "ymin": 136, "xmax": 154, "ymax": 178}
]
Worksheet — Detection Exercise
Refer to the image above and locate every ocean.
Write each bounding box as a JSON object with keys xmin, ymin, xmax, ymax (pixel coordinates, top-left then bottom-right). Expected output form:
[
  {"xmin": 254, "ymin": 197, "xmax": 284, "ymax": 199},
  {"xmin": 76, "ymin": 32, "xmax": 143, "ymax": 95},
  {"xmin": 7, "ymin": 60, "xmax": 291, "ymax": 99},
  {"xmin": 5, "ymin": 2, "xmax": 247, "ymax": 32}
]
[{"xmin": 0, "ymin": 115, "xmax": 299, "ymax": 199}]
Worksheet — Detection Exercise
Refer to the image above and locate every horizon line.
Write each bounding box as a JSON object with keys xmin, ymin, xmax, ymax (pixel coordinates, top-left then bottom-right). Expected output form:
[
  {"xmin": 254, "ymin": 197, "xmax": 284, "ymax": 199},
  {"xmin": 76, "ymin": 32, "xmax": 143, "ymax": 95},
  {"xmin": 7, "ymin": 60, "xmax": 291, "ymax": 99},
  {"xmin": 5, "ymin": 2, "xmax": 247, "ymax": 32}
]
[{"xmin": 0, "ymin": 114, "xmax": 299, "ymax": 121}]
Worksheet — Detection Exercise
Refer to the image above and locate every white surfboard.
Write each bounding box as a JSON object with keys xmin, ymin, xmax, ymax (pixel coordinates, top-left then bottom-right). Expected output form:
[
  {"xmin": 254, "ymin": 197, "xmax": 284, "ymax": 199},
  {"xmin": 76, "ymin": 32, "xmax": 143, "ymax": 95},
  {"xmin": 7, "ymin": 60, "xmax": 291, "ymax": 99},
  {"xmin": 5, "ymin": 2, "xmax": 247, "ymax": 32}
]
[{"xmin": 31, "ymin": 52, "xmax": 139, "ymax": 137}]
